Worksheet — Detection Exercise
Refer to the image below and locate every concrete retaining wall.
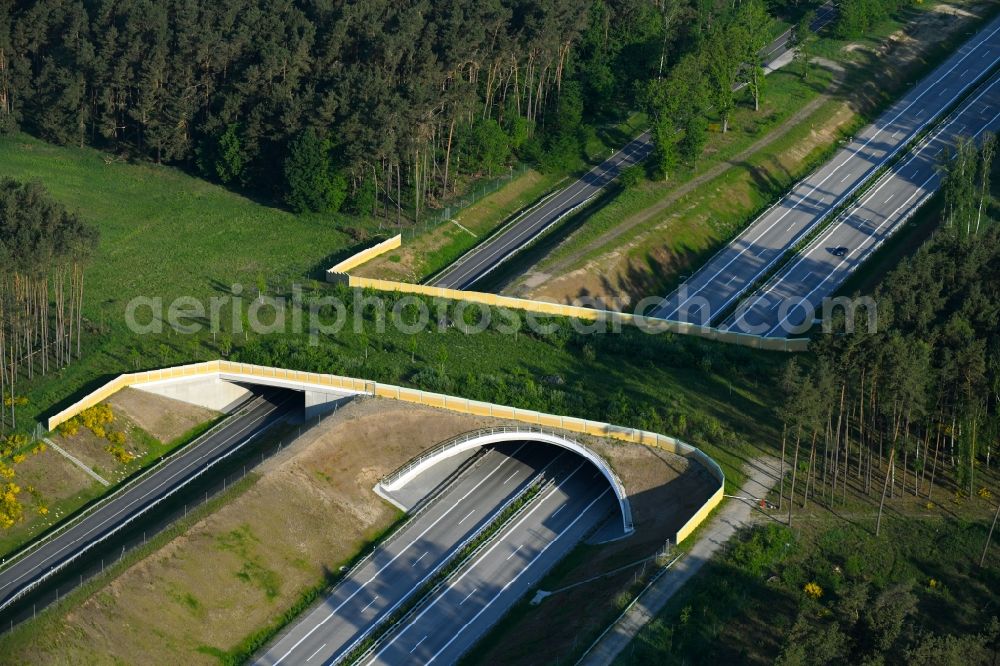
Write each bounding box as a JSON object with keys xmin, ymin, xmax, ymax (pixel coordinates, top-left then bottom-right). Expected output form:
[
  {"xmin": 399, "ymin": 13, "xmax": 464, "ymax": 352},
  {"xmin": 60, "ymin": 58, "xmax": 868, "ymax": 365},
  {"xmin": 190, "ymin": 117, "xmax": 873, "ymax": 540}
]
[{"xmin": 345, "ymin": 276, "xmax": 807, "ymax": 351}]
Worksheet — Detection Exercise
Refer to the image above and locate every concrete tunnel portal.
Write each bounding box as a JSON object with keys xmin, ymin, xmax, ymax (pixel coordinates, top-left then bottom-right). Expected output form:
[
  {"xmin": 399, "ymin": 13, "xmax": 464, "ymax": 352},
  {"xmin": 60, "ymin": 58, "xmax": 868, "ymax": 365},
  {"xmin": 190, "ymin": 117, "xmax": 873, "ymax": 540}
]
[{"xmin": 378, "ymin": 429, "xmax": 635, "ymax": 535}]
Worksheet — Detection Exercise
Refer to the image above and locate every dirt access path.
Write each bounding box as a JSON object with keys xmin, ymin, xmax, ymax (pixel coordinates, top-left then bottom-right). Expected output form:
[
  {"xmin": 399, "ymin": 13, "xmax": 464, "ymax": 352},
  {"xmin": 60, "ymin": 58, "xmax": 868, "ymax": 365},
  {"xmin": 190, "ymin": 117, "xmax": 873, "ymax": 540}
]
[{"xmin": 577, "ymin": 457, "xmax": 781, "ymax": 666}]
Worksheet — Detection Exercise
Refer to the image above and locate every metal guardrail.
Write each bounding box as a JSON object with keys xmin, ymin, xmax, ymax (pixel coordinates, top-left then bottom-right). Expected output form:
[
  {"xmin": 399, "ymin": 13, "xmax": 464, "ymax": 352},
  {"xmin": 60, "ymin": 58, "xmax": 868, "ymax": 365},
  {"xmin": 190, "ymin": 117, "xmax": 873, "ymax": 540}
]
[
  {"xmin": 0, "ymin": 394, "xmax": 280, "ymax": 613},
  {"xmin": 345, "ymin": 476, "xmax": 554, "ymax": 665}
]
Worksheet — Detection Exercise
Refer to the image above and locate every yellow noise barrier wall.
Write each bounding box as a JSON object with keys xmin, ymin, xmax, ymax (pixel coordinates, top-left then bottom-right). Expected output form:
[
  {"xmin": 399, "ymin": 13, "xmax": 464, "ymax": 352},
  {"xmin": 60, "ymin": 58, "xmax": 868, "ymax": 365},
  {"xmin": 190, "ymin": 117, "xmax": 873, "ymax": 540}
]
[
  {"xmin": 326, "ymin": 234, "xmax": 402, "ymax": 277},
  {"xmin": 345, "ymin": 275, "xmax": 808, "ymax": 352},
  {"xmin": 47, "ymin": 360, "xmax": 726, "ymax": 544},
  {"xmin": 324, "ymin": 237, "xmax": 807, "ymax": 352}
]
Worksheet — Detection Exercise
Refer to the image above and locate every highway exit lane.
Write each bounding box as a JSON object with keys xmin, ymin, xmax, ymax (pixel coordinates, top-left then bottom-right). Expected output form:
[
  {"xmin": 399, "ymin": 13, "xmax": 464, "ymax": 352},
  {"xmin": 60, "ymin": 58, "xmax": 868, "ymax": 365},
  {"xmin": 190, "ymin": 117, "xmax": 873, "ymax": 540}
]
[
  {"xmin": 429, "ymin": 5, "xmax": 837, "ymax": 293},
  {"xmin": 0, "ymin": 389, "xmax": 295, "ymax": 613}
]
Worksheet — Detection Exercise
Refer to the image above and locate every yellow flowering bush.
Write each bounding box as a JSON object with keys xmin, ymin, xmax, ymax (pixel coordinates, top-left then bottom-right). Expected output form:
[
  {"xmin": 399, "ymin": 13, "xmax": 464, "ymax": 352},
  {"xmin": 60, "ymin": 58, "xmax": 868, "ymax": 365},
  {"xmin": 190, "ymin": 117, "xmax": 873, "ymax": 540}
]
[
  {"xmin": 804, "ymin": 582, "xmax": 823, "ymax": 599},
  {"xmin": 1, "ymin": 433, "xmax": 28, "ymax": 457},
  {"xmin": 0, "ymin": 482, "xmax": 23, "ymax": 529},
  {"xmin": 105, "ymin": 444, "xmax": 134, "ymax": 465},
  {"xmin": 58, "ymin": 418, "xmax": 81, "ymax": 437},
  {"xmin": 80, "ymin": 404, "xmax": 114, "ymax": 432}
]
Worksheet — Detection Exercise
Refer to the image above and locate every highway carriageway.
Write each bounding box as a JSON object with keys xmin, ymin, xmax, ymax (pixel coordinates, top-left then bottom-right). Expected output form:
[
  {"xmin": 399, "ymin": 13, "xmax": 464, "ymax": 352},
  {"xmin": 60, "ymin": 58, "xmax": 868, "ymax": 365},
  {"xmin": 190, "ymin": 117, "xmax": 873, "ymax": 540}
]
[
  {"xmin": 256, "ymin": 443, "xmax": 617, "ymax": 665},
  {"xmin": 360, "ymin": 455, "xmax": 614, "ymax": 665},
  {"xmin": 256, "ymin": 444, "xmax": 563, "ymax": 665},
  {"xmin": 655, "ymin": 13, "xmax": 1000, "ymax": 326},
  {"xmin": 427, "ymin": 5, "xmax": 837, "ymax": 293},
  {"xmin": 0, "ymin": 388, "xmax": 296, "ymax": 616},
  {"xmin": 724, "ymin": 70, "xmax": 1000, "ymax": 336}
]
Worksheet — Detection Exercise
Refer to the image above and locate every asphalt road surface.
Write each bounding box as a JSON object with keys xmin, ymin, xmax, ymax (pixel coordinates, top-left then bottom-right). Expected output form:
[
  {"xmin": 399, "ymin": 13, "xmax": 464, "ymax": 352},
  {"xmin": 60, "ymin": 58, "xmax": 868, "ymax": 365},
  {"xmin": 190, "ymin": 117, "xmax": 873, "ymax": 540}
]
[
  {"xmin": 429, "ymin": 5, "xmax": 836, "ymax": 292},
  {"xmin": 724, "ymin": 72, "xmax": 1000, "ymax": 336},
  {"xmin": 429, "ymin": 134, "xmax": 653, "ymax": 290},
  {"xmin": 0, "ymin": 389, "xmax": 295, "ymax": 613},
  {"xmin": 256, "ymin": 444, "xmax": 563, "ymax": 666},
  {"xmin": 362, "ymin": 456, "xmax": 615, "ymax": 665},
  {"xmin": 759, "ymin": 2, "xmax": 837, "ymax": 68},
  {"xmin": 655, "ymin": 14, "xmax": 1000, "ymax": 325}
]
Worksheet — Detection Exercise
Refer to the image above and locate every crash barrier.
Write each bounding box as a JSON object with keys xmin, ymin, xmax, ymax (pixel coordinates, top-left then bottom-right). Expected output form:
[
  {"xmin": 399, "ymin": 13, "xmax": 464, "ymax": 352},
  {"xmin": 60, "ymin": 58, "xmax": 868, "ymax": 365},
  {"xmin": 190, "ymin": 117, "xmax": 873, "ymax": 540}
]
[{"xmin": 46, "ymin": 361, "xmax": 726, "ymax": 543}]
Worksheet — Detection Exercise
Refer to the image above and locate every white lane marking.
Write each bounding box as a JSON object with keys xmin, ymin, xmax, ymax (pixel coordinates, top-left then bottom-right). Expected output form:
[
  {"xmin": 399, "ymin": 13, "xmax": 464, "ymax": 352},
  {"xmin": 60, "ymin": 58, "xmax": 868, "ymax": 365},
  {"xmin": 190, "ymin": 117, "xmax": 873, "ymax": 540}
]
[
  {"xmin": 267, "ymin": 444, "xmax": 528, "ymax": 665},
  {"xmin": 786, "ymin": 223, "xmax": 794, "ymax": 231},
  {"xmin": 502, "ymin": 471, "xmax": 518, "ymax": 485},
  {"xmin": 884, "ymin": 194, "xmax": 894, "ymax": 203},
  {"xmin": 361, "ymin": 596, "xmax": 379, "ymax": 613},
  {"xmin": 459, "ymin": 588, "xmax": 477, "ymax": 605},
  {"xmin": 840, "ymin": 173, "xmax": 851, "ymax": 183},
  {"xmin": 410, "ymin": 636, "xmax": 428, "ymax": 654},
  {"xmin": 424, "ymin": 489, "xmax": 612, "ymax": 664},
  {"xmin": 732, "ymin": 77, "xmax": 1000, "ymax": 331},
  {"xmin": 506, "ymin": 545, "xmax": 523, "ymax": 561},
  {"xmin": 434, "ymin": 132, "xmax": 651, "ymax": 287},
  {"xmin": 659, "ymin": 23, "xmax": 1000, "ymax": 321},
  {"xmin": 324, "ymin": 450, "xmax": 566, "ymax": 665},
  {"xmin": 0, "ymin": 394, "xmax": 289, "ymax": 598},
  {"xmin": 458, "ymin": 510, "xmax": 476, "ymax": 525},
  {"xmin": 366, "ymin": 462, "xmax": 590, "ymax": 664},
  {"xmin": 551, "ymin": 504, "xmax": 565, "ymax": 518},
  {"xmin": 305, "ymin": 644, "xmax": 327, "ymax": 662},
  {"xmin": 763, "ymin": 100, "xmax": 1000, "ymax": 337},
  {"xmin": 413, "ymin": 552, "xmax": 428, "ymax": 567}
]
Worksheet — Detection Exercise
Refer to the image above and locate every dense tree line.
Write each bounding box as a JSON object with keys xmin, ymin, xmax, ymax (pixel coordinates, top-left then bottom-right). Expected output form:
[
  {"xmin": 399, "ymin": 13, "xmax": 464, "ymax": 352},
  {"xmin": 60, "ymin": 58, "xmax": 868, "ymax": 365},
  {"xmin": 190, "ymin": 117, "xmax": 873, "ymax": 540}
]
[
  {"xmin": 0, "ymin": 0, "xmax": 750, "ymax": 216},
  {"xmin": 835, "ymin": 0, "xmax": 915, "ymax": 39},
  {"xmin": 777, "ymin": 136, "xmax": 999, "ymax": 526},
  {"xmin": 0, "ymin": 178, "xmax": 97, "ymax": 432},
  {"xmin": 641, "ymin": 0, "xmax": 772, "ymax": 179}
]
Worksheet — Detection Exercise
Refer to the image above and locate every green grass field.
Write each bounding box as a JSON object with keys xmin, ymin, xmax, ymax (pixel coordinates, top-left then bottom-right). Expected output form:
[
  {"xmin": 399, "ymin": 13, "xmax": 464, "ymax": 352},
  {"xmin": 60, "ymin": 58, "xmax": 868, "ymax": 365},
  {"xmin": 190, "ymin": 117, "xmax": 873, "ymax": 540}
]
[{"xmin": 0, "ymin": 123, "xmax": 790, "ymax": 545}]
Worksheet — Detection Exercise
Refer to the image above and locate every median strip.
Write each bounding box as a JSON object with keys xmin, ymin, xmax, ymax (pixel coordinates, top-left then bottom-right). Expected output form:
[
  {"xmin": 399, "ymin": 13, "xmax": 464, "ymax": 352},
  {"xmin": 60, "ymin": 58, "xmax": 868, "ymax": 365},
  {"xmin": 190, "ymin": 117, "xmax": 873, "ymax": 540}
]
[{"xmin": 339, "ymin": 479, "xmax": 546, "ymax": 665}]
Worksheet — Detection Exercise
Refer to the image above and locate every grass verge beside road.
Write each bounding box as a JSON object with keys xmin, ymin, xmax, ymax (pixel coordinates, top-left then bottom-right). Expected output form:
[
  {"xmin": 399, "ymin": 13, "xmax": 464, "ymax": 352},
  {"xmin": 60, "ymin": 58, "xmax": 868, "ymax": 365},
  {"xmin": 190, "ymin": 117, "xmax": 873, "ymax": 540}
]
[{"xmin": 512, "ymin": 0, "xmax": 1000, "ymax": 307}]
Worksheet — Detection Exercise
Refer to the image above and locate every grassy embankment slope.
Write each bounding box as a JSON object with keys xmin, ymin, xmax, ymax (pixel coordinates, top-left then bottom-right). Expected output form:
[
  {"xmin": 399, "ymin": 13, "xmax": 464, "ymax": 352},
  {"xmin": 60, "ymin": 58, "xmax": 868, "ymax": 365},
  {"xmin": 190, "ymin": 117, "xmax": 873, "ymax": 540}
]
[
  {"xmin": 0, "ymin": 127, "xmax": 788, "ymax": 555},
  {"xmin": 353, "ymin": 112, "xmax": 649, "ymax": 284},
  {"xmin": 510, "ymin": 0, "xmax": 1000, "ymax": 306}
]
